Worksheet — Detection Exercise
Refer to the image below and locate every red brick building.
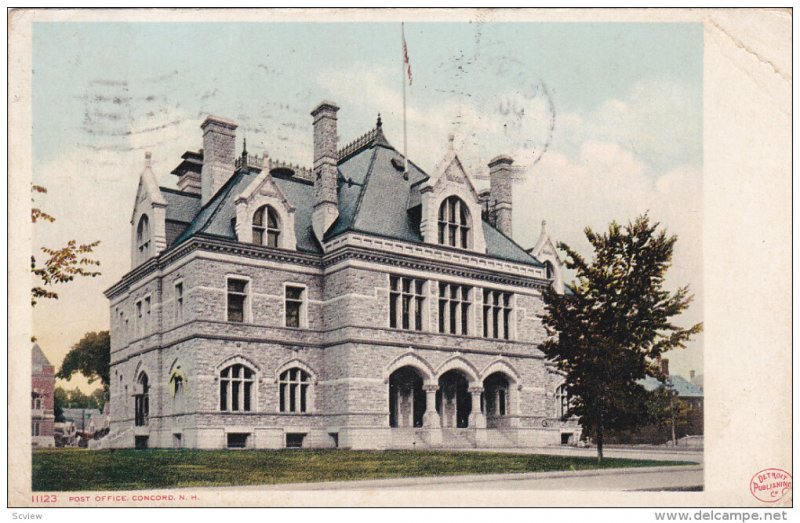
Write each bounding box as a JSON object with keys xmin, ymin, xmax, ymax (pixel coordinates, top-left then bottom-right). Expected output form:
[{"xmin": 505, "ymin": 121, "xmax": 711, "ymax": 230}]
[{"xmin": 32, "ymin": 343, "xmax": 55, "ymax": 448}]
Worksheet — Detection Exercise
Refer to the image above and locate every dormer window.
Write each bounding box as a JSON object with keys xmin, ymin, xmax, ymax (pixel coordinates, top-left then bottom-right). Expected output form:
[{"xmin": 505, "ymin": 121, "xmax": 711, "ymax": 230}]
[
  {"xmin": 136, "ymin": 214, "xmax": 151, "ymax": 260},
  {"xmin": 252, "ymin": 205, "xmax": 280, "ymax": 248},
  {"xmin": 438, "ymin": 196, "xmax": 470, "ymax": 249}
]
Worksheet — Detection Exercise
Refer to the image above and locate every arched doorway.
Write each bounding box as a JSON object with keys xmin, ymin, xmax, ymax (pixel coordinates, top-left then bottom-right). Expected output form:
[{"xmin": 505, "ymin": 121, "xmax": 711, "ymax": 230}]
[
  {"xmin": 437, "ymin": 370, "xmax": 471, "ymax": 428},
  {"xmin": 389, "ymin": 366, "xmax": 426, "ymax": 428},
  {"xmin": 483, "ymin": 372, "xmax": 511, "ymax": 428}
]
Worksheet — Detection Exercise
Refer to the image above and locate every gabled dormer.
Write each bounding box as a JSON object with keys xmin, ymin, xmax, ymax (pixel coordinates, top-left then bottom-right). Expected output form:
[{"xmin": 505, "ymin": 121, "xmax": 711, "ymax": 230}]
[
  {"xmin": 131, "ymin": 152, "xmax": 167, "ymax": 268},
  {"xmin": 416, "ymin": 136, "xmax": 487, "ymax": 255},
  {"xmin": 530, "ymin": 220, "xmax": 565, "ymax": 294},
  {"xmin": 234, "ymin": 158, "xmax": 298, "ymax": 250}
]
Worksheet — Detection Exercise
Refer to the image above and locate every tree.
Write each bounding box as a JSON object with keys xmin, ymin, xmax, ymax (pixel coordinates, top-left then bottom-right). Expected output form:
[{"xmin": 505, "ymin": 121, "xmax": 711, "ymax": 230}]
[
  {"xmin": 31, "ymin": 185, "xmax": 101, "ymax": 306},
  {"xmin": 57, "ymin": 331, "xmax": 110, "ymax": 389},
  {"xmin": 539, "ymin": 215, "xmax": 702, "ymax": 462}
]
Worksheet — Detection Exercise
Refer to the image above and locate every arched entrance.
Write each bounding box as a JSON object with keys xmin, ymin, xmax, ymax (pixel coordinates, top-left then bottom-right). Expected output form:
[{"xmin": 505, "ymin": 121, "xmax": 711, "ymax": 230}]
[
  {"xmin": 483, "ymin": 372, "xmax": 511, "ymax": 428},
  {"xmin": 437, "ymin": 370, "xmax": 472, "ymax": 428},
  {"xmin": 389, "ymin": 366, "xmax": 426, "ymax": 428},
  {"xmin": 134, "ymin": 372, "xmax": 149, "ymax": 427}
]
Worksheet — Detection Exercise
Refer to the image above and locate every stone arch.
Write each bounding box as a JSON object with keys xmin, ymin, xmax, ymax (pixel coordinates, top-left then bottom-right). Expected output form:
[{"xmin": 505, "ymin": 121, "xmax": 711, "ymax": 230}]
[
  {"xmin": 384, "ymin": 351, "xmax": 436, "ymax": 386},
  {"xmin": 214, "ymin": 354, "xmax": 261, "ymax": 375},
  {"xmin": 435, "ymin": 355, "xmax": 481, "ymax": 386},
  {"xmin": 480, "ymin": 359, "xmax": 522, "ymax": 385},
  {"xmin": 275, "ymin": 358, "xmax": 318, "ymax": 384}
]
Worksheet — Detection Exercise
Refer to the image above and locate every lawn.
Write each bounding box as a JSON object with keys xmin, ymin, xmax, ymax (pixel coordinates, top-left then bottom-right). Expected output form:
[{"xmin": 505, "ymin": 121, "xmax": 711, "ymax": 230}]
[{"xmin": 32, "ymin": 448, "xmax": 695, "ymax": 491}]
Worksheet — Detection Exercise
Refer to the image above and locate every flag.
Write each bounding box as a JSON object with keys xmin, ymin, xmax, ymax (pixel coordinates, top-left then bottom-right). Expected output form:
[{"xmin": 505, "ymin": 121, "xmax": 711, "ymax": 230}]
[{"xmin": 402, "ymin": 24, "xmax": 412, "ymax": 86}]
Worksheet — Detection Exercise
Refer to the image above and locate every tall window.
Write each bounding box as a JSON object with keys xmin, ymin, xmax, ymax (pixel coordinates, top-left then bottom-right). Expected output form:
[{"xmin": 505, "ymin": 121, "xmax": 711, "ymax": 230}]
[
  {"xmin": 556, "ymin": 384, "xmax": 570, "ymax": 418},
  {"xmin": 32, "ymin": 422, "xmax": 40, "ymax": 437},
  {"xmin": 134, "ymin": 373, "xmax": 149, "ymax": 426},
  {"xmin": 279, "ymin": 368, "xmax": 310, "ymax": 413},
  {"xmin": 253, "ymin": 205, "xmax": 280, "ymax": 248},
  {"xmin": 438, "ymin": 282, "xmax": 472, "ymax": 335},
  {"xmin": 136, "ymin": 214, "xmax": 151, "ymax": 260},
  {"xmin": 32, "ymin": 393, "xmax": 42, "ymax": 410},
  {"xmin": 174, "ymin": 282, "xmax": 184, "ymax": 322},
  {"xmin": 136, "ymin": 300, "xmax": 143, "ymax": 335},
  {"xmin": 285, "ymin": 286, "xmax": 305, "ymax": 328},
  {"xmin": 390, "ymin": 276, "xmax": 425, "ymax": 331},
  {"xmin": 438, "ymin": 196, "xmax": 470, "ymax": 249},
  {"xmin": 227, "ymin": 278, "xmax": 248, "ymax": 323},
  {"xmin": 144, "ymin": 296, "xmax": 151, "ymax": 333},
  {"xmin": 219, "ymin": 364, "xmax": 254, "ymax": 412},
  {"xmin": 545, "ymin": 261, "xmax": 555, "ymax": 280},
  {"xmin": 482, "ymin": 289, "xmax": 512, "ymax": 339}
]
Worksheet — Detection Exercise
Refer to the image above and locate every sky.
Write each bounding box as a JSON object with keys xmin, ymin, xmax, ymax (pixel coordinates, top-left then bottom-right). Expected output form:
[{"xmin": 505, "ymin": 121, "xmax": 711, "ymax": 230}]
[{"xmin": 31, "ymin": 21, "xmax": 704, "ymax": 391}]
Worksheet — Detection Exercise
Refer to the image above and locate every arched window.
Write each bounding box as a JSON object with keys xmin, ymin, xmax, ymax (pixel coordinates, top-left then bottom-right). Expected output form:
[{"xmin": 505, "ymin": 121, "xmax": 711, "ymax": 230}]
[
  {"xmin": 170, "ymin": 367, "xmax": 187, "ymax": 413},
  {"xmin": 438, "ymin": 196, "xmax": 470, "ymax": 249},
  {"xmin": 253, "ymin": 205, "xmax": 280, "ymax": 248},
  {"xmin": 556, "ymin": 384, "xmax": 570, "ymax": 419},
  {"xmin": 279, "ymin": 368, "xmax": 310, "ymax": 413},
  {"xmin": 219, "ymin": 364, "xmax": 254, "ymax": 412},
  {"xmin": 545, "ymin": 261, "xmax": 555, "ymax": 280},
  {"xmin": 134, "ymin": 372, "xmax": 149, "ymax": 426},
  {"xmin": 136, "ymin": 215, "xmax": 151, "ymax": 260}
]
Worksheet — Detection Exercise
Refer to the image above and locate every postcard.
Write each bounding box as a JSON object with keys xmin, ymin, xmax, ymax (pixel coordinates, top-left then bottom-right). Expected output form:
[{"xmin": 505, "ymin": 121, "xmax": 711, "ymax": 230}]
[{"xmin": 8, "ymin": 7, "xmax": 792, "ymax": 510}]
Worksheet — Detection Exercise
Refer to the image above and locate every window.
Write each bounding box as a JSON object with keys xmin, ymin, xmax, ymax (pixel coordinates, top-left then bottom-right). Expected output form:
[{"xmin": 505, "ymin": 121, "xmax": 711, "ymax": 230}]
[
  {"xmin": 32, "ymin": 394, "xmax": 42, "ymax": 410},
  {"xmin": 285, "ymin": 286, "xmax": 305, "ymax": 328},
  {"xmin": 285, "ymin": 433, "xmax": 306, "ymax": 448},
  {"xmin": 545, "ymin": 261, "xmax": 554, "ymax": 280},
  {"xmin": 279, "ymin": 368, "xmax": 310, "ymax": 413},
  {"xmin": 227, "ymin": 278, "xmax": 248, "ymax": 323},
  {"xmin": 438, "ymin": 196, "xmax": 470, "ymax": 249},
  {"xmin": 134, "ymin": 373, "xmax": 149, "ymax": 426},
  {"xmin": 32, "ymin": 422, "xmax": 40, "ymax": 437},
  {"xmin": 136, "ymin": 214, "xmax": 151, "ymax": 260},
  {"xmin": 253, "ymin": 205, "xmax": 280, "ymax": 248},
  {"xmin": 482, "ymin": 289, "xmax": 512, "ymax": 339},
  {"xmin": 556, "ymin": 384, "xmax": 570, "ymax": 418},
  {"xmin": 173, "ymin": 433, "xmax": 182, "ymax": 449},
  {"xmin": 219, "ymin": 364, "xmax": 254, "ymax": 412},
  {"xmin": 438, "ymin": 282, "xmax": 472, "ymax": 335},
  {"xmin": 389, "ymin": 276, "xmax": 425, "ymax": 331},
  {"xmin": 174, "ymin": 282, "xmax": 184, "ymax": 322},
  {"xmin": 136, "ymin": 300, "xmax": 143, "ymax": 335},
  {"xmin": 227, "ymin": 433, "xmax": 249, "ymax": 449},
  {"xmin": 144, "ymin": 296, "xmax": 151, "ymax": 333}
]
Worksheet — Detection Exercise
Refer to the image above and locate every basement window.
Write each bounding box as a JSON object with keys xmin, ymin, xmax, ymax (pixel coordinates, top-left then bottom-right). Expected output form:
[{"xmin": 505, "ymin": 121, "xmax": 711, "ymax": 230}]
[
  {"xmin": 227, "ymin": 433, "xmax": 249, "ymax": 449},
  {"xmin": 285, "ymin": 433, "xmax": 306, "ymax": 448}
]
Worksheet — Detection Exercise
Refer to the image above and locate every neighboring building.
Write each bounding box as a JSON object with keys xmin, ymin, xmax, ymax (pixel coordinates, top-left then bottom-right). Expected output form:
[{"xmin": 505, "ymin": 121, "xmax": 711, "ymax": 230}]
[
  {"xmin": 102, "ymin": 101, "xmax": 580, "ymax": 450},
  {"xmin": 689, "ymin": 369, "xmax": 704, "ymax": 391},
  {"xmin": 31, "ymin": 343, "xmax": 55, "ymax": 448},
  {"xmin": 54, "ymin": 421, "xmax": 78, "ymax": 447},
  {"xmin": 62, "ymin": 408, "xmax": 102, "ymax": 433}
]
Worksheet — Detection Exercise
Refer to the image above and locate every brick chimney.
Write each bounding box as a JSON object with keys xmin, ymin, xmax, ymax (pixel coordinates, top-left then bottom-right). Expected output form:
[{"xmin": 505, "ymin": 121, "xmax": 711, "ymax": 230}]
[
  {"xmin": 690, "ymin": 370, "xmax": 695, "ymax": 380},
  {"xmin": 200, "ymin": 116, "xmax": 238, "ymax": 205},
  {"xmin": 311, "ymin": 101, "xmax": 340, "ymax": 244},
  {"xmin": 488, "ymin": 155, "xmax": 514, "ymax": 237}
]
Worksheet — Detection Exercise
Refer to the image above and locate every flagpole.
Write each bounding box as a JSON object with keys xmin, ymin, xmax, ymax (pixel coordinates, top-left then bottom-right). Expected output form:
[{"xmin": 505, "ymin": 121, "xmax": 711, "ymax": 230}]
[{"xmin": 402, "ymin": 22, "xmax": 408, "ymax": 178}]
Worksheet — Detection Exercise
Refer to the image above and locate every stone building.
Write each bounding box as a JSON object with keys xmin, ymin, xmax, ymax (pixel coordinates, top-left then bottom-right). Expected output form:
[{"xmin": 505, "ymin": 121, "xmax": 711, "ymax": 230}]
[
  {"xmin": 32, "ymin": 343, "xmax": 55, "ymax": 448},
  {"xmin": 102, "ymin": 101, "xmax": 580, "ymax": 449}
]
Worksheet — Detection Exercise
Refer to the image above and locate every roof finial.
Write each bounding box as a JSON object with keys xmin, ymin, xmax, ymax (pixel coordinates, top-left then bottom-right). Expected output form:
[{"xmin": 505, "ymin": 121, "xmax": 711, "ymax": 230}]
[
  {"xmin": 448, "ymin": 133, "xmax": 455, "ymax": 150},
  {"xmin": 144, "ymin": 151, "xmax": 151, "ymax": 168},
  {"xmin": 376, "ymin": 113, "xmax": 382, "ymax": 130},
  {"xmin": 541, "ymin": 219, "xmax": 547, "ymax": 233}
]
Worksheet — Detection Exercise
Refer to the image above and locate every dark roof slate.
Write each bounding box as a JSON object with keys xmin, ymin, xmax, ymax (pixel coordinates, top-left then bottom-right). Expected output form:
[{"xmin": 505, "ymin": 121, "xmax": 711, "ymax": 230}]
[
  {"xmin": 161, "ymin": 188, "xmax": 201, "ymax": 223},
  {"xmin": 165, "ymin": 127, "xmax": 541, "ymax": 267}
]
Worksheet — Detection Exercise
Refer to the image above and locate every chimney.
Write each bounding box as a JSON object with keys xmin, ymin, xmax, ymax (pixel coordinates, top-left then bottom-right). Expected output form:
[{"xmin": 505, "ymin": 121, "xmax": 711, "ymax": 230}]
[
  {"xmin": 690, "ymin": 370, "xmax": 695, "ymax": 380},
  {"xmin": 200, "ymin": 116, "xmax": 238, "ymax": 205},
  {"xmin": 488, "ymin": 155, "xmax": 514, "ymax": 237},
  {"xmin": 660, "ymin": 358, "xmax": 670, "ymax": 378},
  {"xmin": 311, "ymin": 101, "xmax": 340, "ymax": 244}
]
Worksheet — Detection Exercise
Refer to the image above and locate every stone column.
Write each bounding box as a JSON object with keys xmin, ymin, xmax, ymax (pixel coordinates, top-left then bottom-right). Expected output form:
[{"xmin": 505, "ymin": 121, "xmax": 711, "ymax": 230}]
[
  {"xmin": 422, "ymin": 384, "xmax": 441, "ymax": 446},
  {"xmin": 468, "ymin": 387, "xmax": 487, "ymax": 429}
]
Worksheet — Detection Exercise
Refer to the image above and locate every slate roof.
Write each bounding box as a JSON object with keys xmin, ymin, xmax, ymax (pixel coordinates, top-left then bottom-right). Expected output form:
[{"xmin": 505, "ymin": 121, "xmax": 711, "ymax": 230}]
[
  {"xmin": 165, "ymin": 125, "xmax": 542, "ymax": 266},
  {"xmin": 161, "ymin": 188, "xmax": 201, "ymax": 223},
  {"xmin": 640, "ymin": 374, "xmax": 704, "ymax": 399}
]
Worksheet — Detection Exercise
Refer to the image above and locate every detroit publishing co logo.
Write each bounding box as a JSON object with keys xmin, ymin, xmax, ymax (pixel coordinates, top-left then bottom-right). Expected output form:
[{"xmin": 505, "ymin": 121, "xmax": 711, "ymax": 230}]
[{"xmin": 750, "ymin": 468, "xmax": 792, "ymax": 503}]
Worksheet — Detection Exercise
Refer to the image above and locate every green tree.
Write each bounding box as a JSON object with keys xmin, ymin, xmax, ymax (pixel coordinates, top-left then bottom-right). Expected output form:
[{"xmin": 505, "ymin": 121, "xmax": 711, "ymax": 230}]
[
  {"xmin": 57, "ymin": 331, "xmax": 110, "ymax": 389},
  {"xmin": 53, "ymin": 387, "xmax": 67, "ymax": 422},
  {"xmin": 31, "ymin": 185, "xmax": 100, "ymax": 306},
  {"xmin": 91, "ymin": 388, "xmax": 107, "ymax": 412},
  {"xmin": 539, "ymin": 215, "xmax": 702, "ymax": 462}
]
